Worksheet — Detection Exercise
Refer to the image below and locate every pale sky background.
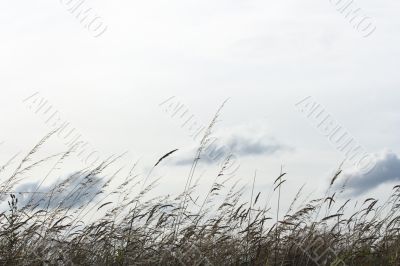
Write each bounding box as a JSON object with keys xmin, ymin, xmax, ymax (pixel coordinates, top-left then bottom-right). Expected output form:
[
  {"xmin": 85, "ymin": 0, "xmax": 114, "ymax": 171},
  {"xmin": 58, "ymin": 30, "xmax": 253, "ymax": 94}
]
[{"xmin": 1, "ymin": 0, "xmax": 400, "ymax": 212}]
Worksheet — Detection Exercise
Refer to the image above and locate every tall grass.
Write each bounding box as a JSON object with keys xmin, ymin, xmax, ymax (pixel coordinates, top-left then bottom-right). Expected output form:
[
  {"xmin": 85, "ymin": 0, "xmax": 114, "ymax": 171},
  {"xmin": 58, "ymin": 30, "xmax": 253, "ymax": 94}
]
[{"xmin": 0, "ymin": 132, "xmax": 399, "ymax": 265}]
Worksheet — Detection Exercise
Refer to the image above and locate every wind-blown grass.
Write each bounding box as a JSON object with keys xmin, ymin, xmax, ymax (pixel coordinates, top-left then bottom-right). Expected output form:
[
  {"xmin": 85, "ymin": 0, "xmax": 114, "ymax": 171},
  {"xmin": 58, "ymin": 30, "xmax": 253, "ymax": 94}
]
[{"xmin": 0, "ymin": 131, "xmax": 399, "ymax": 265}]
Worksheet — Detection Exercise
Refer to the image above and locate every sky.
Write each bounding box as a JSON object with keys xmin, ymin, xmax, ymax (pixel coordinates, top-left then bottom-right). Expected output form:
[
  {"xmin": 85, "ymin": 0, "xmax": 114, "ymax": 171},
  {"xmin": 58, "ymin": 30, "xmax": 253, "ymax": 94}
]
[{"xmin": 1, "ymin": 0, "xmax": 400, "ymax": 212}]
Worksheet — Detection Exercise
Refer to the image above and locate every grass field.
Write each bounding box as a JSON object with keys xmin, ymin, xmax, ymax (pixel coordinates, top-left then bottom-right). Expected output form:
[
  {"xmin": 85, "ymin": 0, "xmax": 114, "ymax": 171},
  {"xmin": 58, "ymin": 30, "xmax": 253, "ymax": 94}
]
[{"xmin": 0, "ymin": 129, "xmax": 399, "ymax": 266}]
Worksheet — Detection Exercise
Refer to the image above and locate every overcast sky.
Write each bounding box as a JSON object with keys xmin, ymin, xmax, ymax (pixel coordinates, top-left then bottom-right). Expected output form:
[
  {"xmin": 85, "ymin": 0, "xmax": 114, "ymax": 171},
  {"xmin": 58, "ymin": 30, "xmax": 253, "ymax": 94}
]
[{"xmin": 1, "ymin": 0, "xmax": 400, "ymax": 211}]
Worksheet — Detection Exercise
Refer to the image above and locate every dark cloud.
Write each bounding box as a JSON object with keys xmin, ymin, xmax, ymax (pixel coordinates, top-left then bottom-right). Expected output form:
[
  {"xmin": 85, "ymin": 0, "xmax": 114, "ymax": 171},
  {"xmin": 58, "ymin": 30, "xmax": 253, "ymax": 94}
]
[
  {"xmin": 14, "ymin": 172, "xmax": 104, "ymax": 209},
  {"xmin": 335, "ymin": 151, "xmax": 400, "ymax": 196},
  {"xmin": 174, "ymin": 131, "xmax": 288, "ymax": 166}
]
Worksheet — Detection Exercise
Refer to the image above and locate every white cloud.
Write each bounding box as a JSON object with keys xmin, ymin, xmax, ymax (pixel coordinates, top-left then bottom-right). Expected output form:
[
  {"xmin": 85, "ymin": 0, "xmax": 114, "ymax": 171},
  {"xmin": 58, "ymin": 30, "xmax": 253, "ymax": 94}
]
[
  {"xmin": 14, "ymin": 172, "xmax": 104, "ymax": 209},
  {"xmin": 172, "ymin": 124, "xmax": 290, "ymax": 166},
  {"xmin": 334, "ymin": 150, "xmax": 400, "ymax": 196}
]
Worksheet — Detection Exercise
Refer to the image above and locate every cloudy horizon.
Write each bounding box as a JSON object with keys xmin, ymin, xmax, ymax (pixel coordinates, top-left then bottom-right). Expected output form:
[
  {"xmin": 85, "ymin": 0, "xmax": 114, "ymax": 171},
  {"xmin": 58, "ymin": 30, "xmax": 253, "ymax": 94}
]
[{"xmin": 1, "ymin": 0, "xmax": 400, "ymax": 214}]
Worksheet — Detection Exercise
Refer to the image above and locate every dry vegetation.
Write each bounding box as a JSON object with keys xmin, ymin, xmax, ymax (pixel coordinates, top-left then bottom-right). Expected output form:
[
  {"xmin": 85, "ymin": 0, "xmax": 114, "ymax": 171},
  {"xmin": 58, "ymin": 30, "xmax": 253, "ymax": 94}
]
[{"xmin": 1, "ymin": 129, "xmax": 400, "ymax": 266}]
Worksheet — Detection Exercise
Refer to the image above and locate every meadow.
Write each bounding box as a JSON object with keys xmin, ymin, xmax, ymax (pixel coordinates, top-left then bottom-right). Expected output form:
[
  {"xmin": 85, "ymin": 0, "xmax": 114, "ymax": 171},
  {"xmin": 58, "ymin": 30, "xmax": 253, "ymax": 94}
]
[{"xmin": 0, "ymin": 128, "xmax": 399, "ymax": 266}]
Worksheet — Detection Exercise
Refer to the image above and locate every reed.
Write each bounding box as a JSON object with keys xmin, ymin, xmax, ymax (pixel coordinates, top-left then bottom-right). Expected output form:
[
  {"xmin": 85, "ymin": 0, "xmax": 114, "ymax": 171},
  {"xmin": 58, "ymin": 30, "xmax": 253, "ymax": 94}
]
[{"xmin": 0, "ymin": 132, "xmax": 399, "ymax": 265}]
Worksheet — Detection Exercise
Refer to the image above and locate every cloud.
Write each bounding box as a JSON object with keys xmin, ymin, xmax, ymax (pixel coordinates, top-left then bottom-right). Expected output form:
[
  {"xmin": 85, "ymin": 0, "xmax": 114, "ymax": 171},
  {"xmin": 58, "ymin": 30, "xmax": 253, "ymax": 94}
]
[
  {"xmin": 173, "ymin": 125, "xmax": 290, "ymax": 166},
  {"xmin": 334, "ymin": 151, "xmax": 400, "ymax": 196},
  {"xmin": 14, "ymin": 172, "xmax": 104, "ymax": 209}
]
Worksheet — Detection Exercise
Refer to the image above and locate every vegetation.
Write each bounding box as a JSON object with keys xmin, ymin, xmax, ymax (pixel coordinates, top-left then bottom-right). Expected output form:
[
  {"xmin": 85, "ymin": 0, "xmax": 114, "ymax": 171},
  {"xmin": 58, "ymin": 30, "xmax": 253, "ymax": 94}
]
[{"xmin": 0, "ymin": 129, "xmax": 399, "ymax": 266}]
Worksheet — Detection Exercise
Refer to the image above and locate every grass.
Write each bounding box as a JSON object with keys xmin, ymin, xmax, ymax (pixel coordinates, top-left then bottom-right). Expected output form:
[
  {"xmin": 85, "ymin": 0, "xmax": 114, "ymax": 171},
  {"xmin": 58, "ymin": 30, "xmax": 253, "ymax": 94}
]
[{"xmin": 0, "ymin": 130, "xmax": 400, "ymax": 265}]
